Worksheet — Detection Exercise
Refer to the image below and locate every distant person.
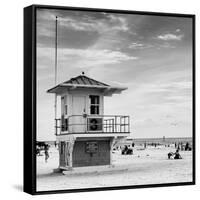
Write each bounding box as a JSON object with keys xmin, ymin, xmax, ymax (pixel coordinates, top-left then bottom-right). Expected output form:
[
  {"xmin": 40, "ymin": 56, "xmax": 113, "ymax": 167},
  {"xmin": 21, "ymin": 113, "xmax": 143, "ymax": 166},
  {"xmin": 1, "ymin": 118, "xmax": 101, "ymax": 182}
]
[
  {"xmin": 36, "ymin": 147, "xmax": 40, "ymax": 156},
  {"xmin": 44, "ymin": 144, "xmax": 49, "ymax": 163},
  {"xmin": 180, "ymin": 142, "xmax": 184, "ymax": 151},
  {"xmin": 185, "ymin": 142, "xmax": 189, "ymax": 151},
  {"xmin": 124, "ymin": 145, "xmax": 128, "ymax": 151},
  {"xmin": 132, "ymin": 142, "xmax": 135, "ymax": 147},
  {"xmin": 168, "ymin": 152, "xmax": 174, "ymax": 159},
  {"xmin": 54, "ymin": 141, "xmax": 57, "ymax": 148},
  {"xmin": 122, "ymin": 145, "xmax": 128, "ymax": 155},
  {"xmin": 174, "ymin": 149, "xmax": 182, "ymax": 159}
]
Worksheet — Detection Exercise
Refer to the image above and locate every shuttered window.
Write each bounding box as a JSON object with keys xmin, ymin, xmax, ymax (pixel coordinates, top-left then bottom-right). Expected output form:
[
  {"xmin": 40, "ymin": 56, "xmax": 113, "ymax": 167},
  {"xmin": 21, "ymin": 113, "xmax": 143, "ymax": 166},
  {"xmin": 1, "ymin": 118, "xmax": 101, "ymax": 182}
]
[{"xmin": 89, "ymin": 95, "xmax": 100, "ymax": 114}]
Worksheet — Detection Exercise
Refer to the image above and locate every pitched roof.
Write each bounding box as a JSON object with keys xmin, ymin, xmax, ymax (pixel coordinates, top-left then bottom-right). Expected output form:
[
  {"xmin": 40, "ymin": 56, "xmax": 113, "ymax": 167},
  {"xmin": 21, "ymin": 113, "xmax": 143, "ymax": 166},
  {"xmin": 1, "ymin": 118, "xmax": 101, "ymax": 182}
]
[
  {"xmin": 47, "ymin": 74, "xmax": 127, "ymax": 95},
  {"xmin": 63, "ymin": 75, "xmax": 109, "ymax": 86}
]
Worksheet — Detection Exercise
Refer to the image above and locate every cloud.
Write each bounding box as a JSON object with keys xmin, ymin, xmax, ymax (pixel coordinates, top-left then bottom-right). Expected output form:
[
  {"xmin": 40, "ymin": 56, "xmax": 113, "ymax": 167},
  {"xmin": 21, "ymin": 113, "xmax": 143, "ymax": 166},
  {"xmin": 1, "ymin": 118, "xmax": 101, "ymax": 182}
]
[
  {"xmin": 138, "ymin": 80, "xmax": 192, "ymax": 104},
  {"xmin": 107, "ymin": 14, "xmax": 129, "ymax": 32},
  {"xmin": 157, "ymin": 33, "xmax": 184, "ymax": 41},
  {"xmin": 128, "ymin": 42, "xmax": 154, "ymax": 49},
  {"xmin": 37, "ymin": 9, "xmax": 130, "ymax": 38},
  {"xmin": 59, "ymin": 14, "xmax": 129, "ymax": 33},
  {"xmin": 37, "ymin": 47, "xmax": 138, "ymax": 69},
  {"xmin": 128, "ymin": 41, "xmax": 176, "ymax": 50},
  {"xmin": 37, "ymin": 10, "xmax": 132, "ymax": 50},
  {"xmin": 156, "ymin": 42, "xmax": 175, "ymax": 49},
  {"xmin": 175, "ymin": 29, "xmax": 181, "ymax": 32}
]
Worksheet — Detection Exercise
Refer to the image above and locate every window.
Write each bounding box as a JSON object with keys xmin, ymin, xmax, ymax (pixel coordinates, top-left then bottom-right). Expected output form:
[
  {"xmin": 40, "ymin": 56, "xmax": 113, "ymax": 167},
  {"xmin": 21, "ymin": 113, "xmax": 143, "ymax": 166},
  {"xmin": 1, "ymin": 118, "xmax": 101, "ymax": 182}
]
[
  {"xmin": 64, "ymin": 105, "xmax": 68, "ymax": 115},
  {"xmin": 89, "ymin": 95, "xmax": 100, "ymax": 115},
  {"xmin": 64, "ymin": 118, "xmax": 68, "ymax": 131}
]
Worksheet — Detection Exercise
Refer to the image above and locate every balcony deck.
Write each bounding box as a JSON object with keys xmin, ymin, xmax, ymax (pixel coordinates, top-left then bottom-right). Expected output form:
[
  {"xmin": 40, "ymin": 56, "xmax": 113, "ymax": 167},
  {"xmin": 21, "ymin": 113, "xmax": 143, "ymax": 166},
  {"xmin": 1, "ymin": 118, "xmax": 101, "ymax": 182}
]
[{"xmin": 55, "ymin": 115, "xmax": 130, "ymax": 136}]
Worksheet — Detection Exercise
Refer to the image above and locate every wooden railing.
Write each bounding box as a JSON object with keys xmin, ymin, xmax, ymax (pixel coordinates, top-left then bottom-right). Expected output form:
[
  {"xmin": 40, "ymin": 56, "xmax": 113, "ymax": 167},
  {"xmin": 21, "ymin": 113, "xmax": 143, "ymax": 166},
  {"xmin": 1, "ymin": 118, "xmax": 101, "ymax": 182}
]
[{"xmin": 55, "ymin": 115, "xmax": 130, "ymax": 135}]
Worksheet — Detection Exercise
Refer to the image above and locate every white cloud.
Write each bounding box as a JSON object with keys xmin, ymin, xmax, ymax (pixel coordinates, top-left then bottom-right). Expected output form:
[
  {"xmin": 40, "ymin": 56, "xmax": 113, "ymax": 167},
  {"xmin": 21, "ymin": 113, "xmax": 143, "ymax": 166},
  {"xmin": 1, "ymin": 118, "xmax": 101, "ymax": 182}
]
[
  {"xmin": 128, "ymin": 41, "xmax": 176, "ymax": 50},
  {"xmin": 175, "ymin": 29, "xmax": 181, "ymax": 32},
  {"xmin": 107, "ymin": 14, "xmax": 129, "ymax": 32},
  {"xmin": 37, "ymin": 9, "xmax": 56, "ymax": 21},
  {"xmin": 37, "ymin": 10, "xmax": 130, "ymax": 34},
  {"xmin": 62, "ymin": 48, "xmax": 138, "ymax": 68},
  {"xmin": 37, "ymin": 47, "xmax": 138, "ymax": 69},
  {"xmin": 129, "ymin": 42, "xmax": 154, "ymax": 49},
  {"xmin": 157, "ymin": 33, "xmax": 184, "ymax": 41},
  {"xmin": 59, "ymin": 14, "xmax": 129, "ymax": 34}
]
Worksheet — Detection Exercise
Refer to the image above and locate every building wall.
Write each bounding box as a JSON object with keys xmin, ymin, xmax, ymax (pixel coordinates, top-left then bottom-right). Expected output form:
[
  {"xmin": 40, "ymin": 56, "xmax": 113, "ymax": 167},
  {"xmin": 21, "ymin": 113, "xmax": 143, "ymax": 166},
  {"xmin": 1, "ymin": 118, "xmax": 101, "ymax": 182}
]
[
  {"xmin": 72, "ymin": 140, "xmax": 110, "ymax": 167},
  {"xmin": 61, "ymin": 89, "xmax": 104, "ymax": 134},
  {"xmin": 62, "ymin": 89, "xmax": 104, "ymax": 116}
]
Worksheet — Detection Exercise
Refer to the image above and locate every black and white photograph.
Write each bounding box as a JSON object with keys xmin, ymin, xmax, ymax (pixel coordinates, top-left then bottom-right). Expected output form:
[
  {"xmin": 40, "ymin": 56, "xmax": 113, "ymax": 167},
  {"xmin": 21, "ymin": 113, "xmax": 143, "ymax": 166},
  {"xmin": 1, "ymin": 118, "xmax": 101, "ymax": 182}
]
[{"xmin": 33, "ymin": 6, "xmax": 194, "ymax": 193}]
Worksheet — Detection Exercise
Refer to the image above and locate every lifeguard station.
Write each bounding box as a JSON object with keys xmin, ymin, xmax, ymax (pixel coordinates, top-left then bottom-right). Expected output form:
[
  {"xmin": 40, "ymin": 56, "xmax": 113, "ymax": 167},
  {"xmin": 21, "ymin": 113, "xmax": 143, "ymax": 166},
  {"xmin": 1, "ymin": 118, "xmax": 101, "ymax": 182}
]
[{"xmin": 47, "ymin": 73, "xmax": 130, "ymax": 170}]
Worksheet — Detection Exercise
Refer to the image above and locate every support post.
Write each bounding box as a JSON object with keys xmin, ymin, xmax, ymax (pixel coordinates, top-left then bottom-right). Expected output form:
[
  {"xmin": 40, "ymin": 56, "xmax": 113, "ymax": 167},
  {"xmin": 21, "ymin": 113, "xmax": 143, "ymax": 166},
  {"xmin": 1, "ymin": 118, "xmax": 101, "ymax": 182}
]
[
  {"xmin": 109, "ymin": 137, "xmax": 116, "ymax": 167},
  {"xmin": 68, "ymin": 140, "xmax": 75, "ymax": 169}
]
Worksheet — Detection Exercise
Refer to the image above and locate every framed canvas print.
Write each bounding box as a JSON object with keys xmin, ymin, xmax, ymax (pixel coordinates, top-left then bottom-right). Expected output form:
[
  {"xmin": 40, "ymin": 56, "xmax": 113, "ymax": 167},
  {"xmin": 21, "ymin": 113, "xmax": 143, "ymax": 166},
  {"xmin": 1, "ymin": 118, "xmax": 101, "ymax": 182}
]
[{"xmin": 23, "ymin": 4, "xmax": 195, "ymax": 195}]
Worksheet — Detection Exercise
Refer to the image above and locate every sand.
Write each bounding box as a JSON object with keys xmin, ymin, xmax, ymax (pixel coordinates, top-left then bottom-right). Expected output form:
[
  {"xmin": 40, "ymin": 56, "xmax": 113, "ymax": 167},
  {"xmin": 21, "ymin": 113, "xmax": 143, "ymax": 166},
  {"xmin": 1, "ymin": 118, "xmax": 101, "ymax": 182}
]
[{"xmin": 36, "ymin": 145, "xmax": 193, "ymax": 191}]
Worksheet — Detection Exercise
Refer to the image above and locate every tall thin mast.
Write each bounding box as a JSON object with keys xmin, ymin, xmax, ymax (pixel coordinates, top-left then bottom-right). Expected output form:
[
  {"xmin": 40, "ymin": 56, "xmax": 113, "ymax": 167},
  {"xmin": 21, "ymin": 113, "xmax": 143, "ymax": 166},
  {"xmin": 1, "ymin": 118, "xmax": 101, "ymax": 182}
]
[{"xmin": 54, "ymin": 16, "xmax": 58, "ymax": 135}]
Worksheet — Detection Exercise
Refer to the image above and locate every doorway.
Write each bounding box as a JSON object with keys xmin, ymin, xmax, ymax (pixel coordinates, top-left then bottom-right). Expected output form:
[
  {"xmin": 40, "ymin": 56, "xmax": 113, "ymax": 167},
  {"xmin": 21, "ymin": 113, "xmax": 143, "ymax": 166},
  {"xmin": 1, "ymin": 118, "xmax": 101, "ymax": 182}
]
[{"xmin": 72, "ymin": 96, "xmax": 86, "ymax": 133}]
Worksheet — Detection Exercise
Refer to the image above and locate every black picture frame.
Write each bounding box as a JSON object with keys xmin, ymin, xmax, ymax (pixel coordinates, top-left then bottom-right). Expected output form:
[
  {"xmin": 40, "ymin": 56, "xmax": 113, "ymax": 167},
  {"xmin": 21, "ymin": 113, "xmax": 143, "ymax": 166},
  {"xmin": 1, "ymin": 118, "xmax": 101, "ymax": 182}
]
[{"xmin": 24, "ymin": 4, "xmax": 195, "ymax": 195}]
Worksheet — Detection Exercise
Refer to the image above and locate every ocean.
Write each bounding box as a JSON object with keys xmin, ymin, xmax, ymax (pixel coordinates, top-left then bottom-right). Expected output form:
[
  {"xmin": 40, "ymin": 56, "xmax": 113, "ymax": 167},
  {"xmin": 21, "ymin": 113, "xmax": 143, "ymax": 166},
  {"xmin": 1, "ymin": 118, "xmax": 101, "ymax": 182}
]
[
  {"xmin": 126, "ymin": 137, "xmax": 192, "ymax": 146},
  {"xmin": 132, "ymin": 137, "xmax": 192, "ymax": 143},
  {"xmin": 42, "ymin": 137, "xmax": 192, "ymax": 146}
]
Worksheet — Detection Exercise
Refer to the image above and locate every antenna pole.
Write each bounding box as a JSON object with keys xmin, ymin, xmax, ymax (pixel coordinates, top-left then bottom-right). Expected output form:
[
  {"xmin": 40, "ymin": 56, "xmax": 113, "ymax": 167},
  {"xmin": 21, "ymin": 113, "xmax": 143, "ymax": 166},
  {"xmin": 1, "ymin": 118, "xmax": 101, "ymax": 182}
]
[
  {"xmin": 55, "ymin": 16, "xmax": 58, "ymax": 85},
  {"xmin": 54, "ymin": 16, "xmax": 58, "ymax": 135}
]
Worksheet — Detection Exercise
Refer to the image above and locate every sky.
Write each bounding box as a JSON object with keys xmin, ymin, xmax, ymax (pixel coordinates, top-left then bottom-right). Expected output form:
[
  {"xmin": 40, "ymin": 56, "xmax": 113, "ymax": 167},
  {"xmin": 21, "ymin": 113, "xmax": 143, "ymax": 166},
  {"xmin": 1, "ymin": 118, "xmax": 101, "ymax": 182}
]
[{"xmin": 36, "ymin": 8, "xmax": 193, "ymax": 141}]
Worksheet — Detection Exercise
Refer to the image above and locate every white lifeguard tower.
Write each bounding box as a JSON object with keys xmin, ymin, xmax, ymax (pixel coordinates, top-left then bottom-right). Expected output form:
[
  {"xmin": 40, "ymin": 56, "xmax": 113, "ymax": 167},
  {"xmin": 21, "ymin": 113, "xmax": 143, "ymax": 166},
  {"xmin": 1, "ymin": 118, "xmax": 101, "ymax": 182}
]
[{"xmin": 47, "ymin": 73, "xmax": 130, "ymax": 170}]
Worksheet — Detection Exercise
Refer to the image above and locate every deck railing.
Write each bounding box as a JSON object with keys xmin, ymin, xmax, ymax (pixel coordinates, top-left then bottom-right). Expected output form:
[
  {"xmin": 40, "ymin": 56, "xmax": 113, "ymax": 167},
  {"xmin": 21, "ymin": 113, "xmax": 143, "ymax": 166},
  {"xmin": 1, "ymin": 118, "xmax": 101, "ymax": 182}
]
[{"xmin": 55, "ymin": 115, "xmax": 130, "ymax": 135}]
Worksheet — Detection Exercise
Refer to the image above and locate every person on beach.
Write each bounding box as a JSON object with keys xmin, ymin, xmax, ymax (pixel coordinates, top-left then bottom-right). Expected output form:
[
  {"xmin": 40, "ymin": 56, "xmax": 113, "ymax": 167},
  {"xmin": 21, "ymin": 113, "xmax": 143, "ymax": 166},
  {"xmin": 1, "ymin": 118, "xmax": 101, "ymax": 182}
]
[
  {"xmin": 36, "ymin": 147, "xmax": 40, "ymax": 156},
  {"xmin": 174, "ymin": 149, "xmax": 182, "ymax": 159},
  {"xmin": 124, "ymin": 145, "xmax": 128, "ymax": 151},
  {"xmin": 177, "ymin": 143, "xmax": 180, "ymax": 151},
  {"xmin": 44, "ymin": 144, "xmax": 49, "ymax": 163},
  {"xmin": 168, "ymin": 152, "xmax": 174, "ymax": 159},
  {"xmin": 180, "ymin": 142, "xmax": 183, "ymax": 151},
  {"xmin": 185, "ymin": 142, "xmax": 189, "ymax": 151}
]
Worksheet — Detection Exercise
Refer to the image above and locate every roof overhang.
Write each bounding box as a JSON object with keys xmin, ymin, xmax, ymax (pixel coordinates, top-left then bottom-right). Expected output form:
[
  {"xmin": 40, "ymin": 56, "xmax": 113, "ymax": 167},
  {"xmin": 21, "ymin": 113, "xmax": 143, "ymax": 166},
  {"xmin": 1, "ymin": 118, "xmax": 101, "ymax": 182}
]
[{"xmin": 47, "ymin": 83, "xmax": 127, "ymax": 96}]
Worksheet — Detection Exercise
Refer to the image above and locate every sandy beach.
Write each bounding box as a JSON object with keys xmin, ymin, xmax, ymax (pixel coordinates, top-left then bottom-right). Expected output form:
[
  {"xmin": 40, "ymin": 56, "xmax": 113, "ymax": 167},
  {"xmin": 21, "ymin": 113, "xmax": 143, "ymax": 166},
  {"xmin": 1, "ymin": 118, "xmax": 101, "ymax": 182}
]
[{"xmin": 36, "ymin": 144, "xmax": 193, "ymax": 191}]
